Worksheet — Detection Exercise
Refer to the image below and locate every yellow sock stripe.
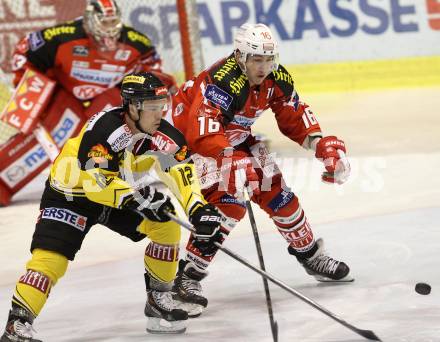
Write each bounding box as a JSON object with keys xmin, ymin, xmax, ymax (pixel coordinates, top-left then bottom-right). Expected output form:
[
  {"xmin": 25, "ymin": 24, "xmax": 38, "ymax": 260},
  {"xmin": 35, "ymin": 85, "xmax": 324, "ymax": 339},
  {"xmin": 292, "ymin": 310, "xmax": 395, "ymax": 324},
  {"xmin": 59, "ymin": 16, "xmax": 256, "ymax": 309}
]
[{"xmin": 287, "ymin": 55, "xmax": 440, "ymax": 93}]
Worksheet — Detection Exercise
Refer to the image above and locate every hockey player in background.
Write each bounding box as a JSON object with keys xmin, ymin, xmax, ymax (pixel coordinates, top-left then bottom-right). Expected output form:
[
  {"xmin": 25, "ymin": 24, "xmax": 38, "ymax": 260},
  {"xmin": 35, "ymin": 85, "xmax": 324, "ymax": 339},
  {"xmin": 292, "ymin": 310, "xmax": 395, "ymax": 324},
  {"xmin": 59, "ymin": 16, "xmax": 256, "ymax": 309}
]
[
  {"xmin": 167, "ymin": 23, "xmax": 352, "ymax": 316},
  {"xmin": 0, "ymin": 72, "xmax": 222, "ymax": 341},
  {"xmin": 0, "ymin": 0, "xmax": 176, "ymax": 206},
  {"xmin": 11, "ymin": 0, "xmax": 176, "ymax": 97}
]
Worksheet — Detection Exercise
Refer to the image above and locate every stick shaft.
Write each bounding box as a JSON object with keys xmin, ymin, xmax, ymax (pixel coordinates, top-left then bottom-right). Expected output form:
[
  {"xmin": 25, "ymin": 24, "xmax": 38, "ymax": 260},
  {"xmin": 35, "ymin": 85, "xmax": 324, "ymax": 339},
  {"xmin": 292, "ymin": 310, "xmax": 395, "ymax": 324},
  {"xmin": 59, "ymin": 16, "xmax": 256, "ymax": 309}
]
[
  {"xmin": 168, "ymin": 213, "xmax": 381, "ymax": 341},
  {"xmin": 245, "ymin": 198, "xmax": 278, "ymax": 342}
]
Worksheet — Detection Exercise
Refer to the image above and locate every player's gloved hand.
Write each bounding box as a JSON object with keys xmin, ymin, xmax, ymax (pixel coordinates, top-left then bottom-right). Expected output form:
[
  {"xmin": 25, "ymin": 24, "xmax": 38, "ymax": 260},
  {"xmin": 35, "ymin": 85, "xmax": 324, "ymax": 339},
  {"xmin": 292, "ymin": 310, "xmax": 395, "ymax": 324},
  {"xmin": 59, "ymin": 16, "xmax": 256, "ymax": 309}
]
[
  {"xmin": 218, "ymin": 149, "xmax": 260, "ymax": 198},
  {"xmin": 189, "ymin": 204, "xmax": 223, "ymax": 256},
  {"xmin": 127, "ymin": 185, "xmax": 176, "ymax": 222},
  {"xmin": 315, "ymin": 136, "xmax": 350, "ymax": 184}
]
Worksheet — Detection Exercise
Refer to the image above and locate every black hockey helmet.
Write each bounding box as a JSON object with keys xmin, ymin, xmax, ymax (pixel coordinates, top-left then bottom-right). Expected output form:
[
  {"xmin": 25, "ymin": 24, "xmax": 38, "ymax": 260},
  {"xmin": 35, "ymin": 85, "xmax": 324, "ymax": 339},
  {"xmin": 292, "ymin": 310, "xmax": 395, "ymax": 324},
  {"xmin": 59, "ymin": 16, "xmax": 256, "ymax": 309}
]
[{"xmin": 120, "ymin": 72, "xmax": 168, "ymax": 106}]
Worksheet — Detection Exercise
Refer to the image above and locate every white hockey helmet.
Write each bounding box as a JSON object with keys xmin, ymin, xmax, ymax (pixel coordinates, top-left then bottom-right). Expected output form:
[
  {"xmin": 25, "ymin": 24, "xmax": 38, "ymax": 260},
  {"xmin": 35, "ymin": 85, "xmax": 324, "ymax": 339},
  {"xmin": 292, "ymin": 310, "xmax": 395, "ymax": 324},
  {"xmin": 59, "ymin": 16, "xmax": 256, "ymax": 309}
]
[
  {"xmin": 84, "ymin": 0, "xmax": 123, "ymax": 51},
  {"xmin": 234, "ymin": 23, "xmax": 279, "ymax": 72}
]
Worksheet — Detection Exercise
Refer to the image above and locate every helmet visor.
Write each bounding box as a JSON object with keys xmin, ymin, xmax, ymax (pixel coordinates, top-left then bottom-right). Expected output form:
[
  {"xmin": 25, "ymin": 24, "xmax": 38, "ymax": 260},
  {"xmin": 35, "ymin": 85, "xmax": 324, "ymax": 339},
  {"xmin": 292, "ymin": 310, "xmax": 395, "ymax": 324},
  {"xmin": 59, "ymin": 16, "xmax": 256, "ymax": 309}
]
[{"xmin": 134, "ymin": 99, "xmax": 168, "ymax": 113}]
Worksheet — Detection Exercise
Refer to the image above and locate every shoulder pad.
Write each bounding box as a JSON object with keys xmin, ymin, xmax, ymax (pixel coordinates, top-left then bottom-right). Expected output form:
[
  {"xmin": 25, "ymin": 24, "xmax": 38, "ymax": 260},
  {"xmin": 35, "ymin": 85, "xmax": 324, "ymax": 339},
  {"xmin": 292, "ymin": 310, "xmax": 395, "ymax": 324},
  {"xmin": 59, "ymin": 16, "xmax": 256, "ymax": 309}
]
[
  {"xmin": 121, "ymin": 26, "xmax": 154, "ymax": 53},
  {"xmin": 156, "ymin": 120, "xmax": 186, "ymax": 146},
  {"xmin": 41, "ymin": 19, "xmax": 85, "ymax": 44},
  {"xmin": 210, "ymin": 55, "xmax": 240, "ymax": 83},
  {"xmin": 270, "ymin": 64, "xmax": 296, "ymax": 97},
  {"xmin": 153, "ymin": 121, "xmax": 190, "ymax": 159},
  {"xmin": 209, "ymin": 54, "xmax": 249, "ymax": 97},
  {"xmin": 78, "ymin": 107, "xmax": 125, "ymax": 171},
  {"xmin": 86, "ymin": 107, "xmax": 125, "ymax": 133},
  {"xmin": 207, "ymin": 54, "xmax": 249, "ymax": 114},
  {"xmin": 106, "ymin": 124, "xmax": 133, "ymax": 153}
]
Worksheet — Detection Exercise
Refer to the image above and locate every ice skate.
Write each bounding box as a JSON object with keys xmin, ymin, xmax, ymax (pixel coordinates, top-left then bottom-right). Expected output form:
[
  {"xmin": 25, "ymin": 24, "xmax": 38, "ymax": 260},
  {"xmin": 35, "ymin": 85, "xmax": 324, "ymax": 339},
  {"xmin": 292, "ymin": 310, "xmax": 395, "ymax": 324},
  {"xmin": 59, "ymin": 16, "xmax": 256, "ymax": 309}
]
[
  {"xmin": 1, "ymin": 307, "xmax": 42, "ymax": 342},
  {"xmin": 145, "ymin": 289, "xmax": 189, "ymax": 334},
  {"xmin": 289, "ymin": 238, "xmax": 354, "ymax": 282},
  {"xmin": 173, "ymin": 260, "xmax": 208, "ymax": 318},
  {"xmin": 144, "ymin": 272, "xmax": 188, "ymax": 334}
]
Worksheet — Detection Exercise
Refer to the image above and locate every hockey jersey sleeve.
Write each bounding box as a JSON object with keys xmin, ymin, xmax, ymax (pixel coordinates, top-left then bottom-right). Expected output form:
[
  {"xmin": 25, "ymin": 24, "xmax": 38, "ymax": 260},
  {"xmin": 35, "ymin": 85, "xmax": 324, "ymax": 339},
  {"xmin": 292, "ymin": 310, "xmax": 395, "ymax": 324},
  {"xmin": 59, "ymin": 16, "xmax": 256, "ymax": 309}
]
[
  {"xmin": 158, "ymin": 161, "xmax": 207, "ymax": 216},
  {"xmin": 12, "ymin": 33, "xmax": 55, "ymax": 86},
  {"xmin": 145, "ymin": 120, "xmax": 208, "ymax": 216},
  {"xmin": 137, "ymin": 47, "xmax": 162, "ymax": 72},
  {"xmin": 172, "ymin": 78, "xmax": 232, "ymax": 159},
  {"xmin": 121, "ymin": 26, "xmax": 162, "ymax": 72},
  {"xmin": 270, "ymin": 65, "xmax": 323, "ymax": 147}
]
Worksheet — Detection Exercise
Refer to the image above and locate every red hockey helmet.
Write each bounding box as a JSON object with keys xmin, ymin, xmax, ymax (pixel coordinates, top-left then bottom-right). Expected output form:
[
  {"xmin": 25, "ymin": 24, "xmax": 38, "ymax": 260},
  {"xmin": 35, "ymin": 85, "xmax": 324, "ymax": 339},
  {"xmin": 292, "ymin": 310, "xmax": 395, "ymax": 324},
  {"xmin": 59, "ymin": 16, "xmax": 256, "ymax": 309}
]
[{"xmin": 84, "ymin": 0, "xmax": 123, "ymax": 51}]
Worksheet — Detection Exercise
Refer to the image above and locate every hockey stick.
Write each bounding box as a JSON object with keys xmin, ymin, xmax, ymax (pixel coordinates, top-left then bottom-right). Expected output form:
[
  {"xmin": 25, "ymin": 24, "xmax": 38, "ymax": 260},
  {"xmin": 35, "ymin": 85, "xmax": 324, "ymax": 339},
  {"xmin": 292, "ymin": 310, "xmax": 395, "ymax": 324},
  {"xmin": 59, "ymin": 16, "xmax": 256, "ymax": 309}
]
[
  {"xmin": 167, "ymin": 212, "xmax": 382, "ymax": 341},
  {"xmin": 244, "ymin": 191, "xmax": 278, "ymax": 342}
]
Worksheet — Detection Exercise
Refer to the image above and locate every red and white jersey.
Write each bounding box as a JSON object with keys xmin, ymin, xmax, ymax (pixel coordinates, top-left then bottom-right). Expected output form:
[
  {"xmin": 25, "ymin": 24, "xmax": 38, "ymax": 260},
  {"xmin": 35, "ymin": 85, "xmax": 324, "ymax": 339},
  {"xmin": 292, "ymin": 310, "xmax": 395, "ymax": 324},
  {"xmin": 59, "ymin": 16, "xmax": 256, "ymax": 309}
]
[
  {"xmin": 11, "ymin": 18, "xmax": 165, "ymax": 101},
  {"xmin": 168, "ymin": 53, "xmax": 322, "ymax": 159}
]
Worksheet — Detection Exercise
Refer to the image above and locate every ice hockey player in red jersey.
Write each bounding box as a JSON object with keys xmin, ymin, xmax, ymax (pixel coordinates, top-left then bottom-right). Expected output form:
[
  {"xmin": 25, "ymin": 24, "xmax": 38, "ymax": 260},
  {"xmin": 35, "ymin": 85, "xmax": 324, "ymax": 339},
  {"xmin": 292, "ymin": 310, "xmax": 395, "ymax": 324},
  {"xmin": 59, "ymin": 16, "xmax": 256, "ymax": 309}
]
[
  {"xmin": 168, "ymin": 23, "xmax": 352, "ymax": 316},
  {"xmin": 0, "ymin": 0, "xmax": 176, "ymax": 206},
  {"xmin": 11, "ymin": 0, "xmax": 176, "ymax": 102}
]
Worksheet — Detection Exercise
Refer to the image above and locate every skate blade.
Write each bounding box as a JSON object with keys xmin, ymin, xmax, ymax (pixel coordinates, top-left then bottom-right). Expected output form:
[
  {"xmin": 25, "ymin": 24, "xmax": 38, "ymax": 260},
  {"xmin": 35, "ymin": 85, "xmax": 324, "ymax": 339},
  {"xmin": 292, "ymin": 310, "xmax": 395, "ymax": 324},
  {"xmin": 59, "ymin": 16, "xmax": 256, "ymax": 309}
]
[
  {"xmin": 174, "ymin": 300, "xmax": 204, "ymax": 318},
  {"xmin": 1, "ymin": 334, "xmax": 42, "ymax": 342},
  {"xmin": 146, "ymin": 317, "xmax": 187, "ymax": 334},
  {"xmin": 315, "ymin": 274, "xmax": 355, "ymax": 282}
]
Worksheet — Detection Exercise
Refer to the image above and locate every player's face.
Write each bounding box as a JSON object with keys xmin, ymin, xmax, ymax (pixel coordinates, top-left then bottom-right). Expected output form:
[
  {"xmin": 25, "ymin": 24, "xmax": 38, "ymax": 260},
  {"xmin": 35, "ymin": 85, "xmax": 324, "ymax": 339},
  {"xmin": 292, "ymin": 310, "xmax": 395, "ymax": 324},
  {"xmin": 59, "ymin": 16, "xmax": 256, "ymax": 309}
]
[
  {"xmin": 91, "ymin": 16, "xmax": 122, "ymax": 51},
  {"xmin": 245, "ymin": 55, "xmax": 275, "ymax": 86},
  {"xmin": 131, "ymin": 98, "xmax": 167, "ymax": 134}
]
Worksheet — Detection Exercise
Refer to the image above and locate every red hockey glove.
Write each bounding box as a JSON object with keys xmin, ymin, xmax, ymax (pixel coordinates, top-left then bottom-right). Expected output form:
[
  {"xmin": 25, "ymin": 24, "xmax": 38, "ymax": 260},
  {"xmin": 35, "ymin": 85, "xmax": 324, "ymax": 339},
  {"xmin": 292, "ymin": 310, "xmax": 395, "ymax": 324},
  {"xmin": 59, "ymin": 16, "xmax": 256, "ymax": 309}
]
[
  {"xmin": 315, "ymin": 136, "xmax": 350, "ymax": 184},
  {"xmin": 218, "ymin": 150, "xmax": 260, "ymax": 198}
]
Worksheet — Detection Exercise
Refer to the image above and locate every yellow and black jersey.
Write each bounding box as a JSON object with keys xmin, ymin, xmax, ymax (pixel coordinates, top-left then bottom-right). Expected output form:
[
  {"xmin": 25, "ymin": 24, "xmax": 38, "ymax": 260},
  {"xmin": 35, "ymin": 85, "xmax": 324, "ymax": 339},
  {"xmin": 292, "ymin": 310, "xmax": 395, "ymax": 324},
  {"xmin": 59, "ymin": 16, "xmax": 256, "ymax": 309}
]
[{"xmin": 49, "ymin": 106, "xmax": 206, "ymax": 216}]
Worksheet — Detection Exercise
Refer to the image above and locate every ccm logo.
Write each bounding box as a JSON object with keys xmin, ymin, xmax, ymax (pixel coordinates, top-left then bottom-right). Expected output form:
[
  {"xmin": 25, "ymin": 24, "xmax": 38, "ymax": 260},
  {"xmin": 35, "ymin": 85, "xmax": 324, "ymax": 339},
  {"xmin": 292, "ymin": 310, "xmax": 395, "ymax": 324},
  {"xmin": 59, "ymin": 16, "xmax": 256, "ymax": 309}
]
[
  {"xmin": 324, "ymin": 140, "xmax": 345, "ymax": 148},
  {"xmin": 200, "ymin": 215, "xmax": 221, "ymax": 223}
]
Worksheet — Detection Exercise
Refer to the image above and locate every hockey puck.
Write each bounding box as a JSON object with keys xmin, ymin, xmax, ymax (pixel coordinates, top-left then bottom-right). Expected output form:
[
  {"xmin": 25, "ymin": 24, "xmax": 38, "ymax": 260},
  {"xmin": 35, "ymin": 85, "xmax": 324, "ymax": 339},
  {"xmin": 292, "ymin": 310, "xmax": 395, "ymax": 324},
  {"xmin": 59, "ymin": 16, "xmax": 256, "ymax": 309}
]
[{"xmin": 415, "ymin": 283, "xmax": 431, "ymax": 295}]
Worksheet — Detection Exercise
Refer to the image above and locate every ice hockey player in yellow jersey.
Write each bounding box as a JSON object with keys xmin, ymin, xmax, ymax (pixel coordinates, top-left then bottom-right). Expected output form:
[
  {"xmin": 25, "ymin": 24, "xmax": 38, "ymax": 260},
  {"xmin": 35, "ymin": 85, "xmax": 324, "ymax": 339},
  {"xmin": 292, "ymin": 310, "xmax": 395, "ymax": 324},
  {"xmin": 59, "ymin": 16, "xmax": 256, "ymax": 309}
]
[{"xmin": 1, "ymin": 72, "xmax": 222, "ymax": 341}]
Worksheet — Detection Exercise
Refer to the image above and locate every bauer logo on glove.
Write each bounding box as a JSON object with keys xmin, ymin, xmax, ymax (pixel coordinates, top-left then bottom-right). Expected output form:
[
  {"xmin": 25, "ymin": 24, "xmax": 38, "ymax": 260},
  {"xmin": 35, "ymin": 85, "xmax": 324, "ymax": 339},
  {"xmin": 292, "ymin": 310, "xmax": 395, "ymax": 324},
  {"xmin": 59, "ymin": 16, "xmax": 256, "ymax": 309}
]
[
  {"xmin": 189, "ymin": 204, "xmax": 223, "ymax": 255},
  {"xmin": 199, "ymin": 215, "xmax": 222, "ymax": 223}
]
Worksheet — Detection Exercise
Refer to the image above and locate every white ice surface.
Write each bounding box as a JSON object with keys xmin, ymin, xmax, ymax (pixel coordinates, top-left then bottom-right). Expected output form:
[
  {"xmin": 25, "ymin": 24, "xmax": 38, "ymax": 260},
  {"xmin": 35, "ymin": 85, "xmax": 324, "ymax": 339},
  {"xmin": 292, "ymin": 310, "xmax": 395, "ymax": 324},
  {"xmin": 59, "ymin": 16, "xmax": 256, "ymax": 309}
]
[{"xmin": 1, "ymin": 87, "xmax": 439, "ymax": 341}]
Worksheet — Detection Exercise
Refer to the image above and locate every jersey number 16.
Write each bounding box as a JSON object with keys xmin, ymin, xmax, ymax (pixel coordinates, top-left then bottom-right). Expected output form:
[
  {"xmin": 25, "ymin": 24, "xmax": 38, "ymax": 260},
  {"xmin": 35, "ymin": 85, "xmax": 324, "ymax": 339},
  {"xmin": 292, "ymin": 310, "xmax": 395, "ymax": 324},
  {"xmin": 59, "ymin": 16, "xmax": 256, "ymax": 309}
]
[
  {"xmin": 301, "ymin": 108, "xmax": 318, "ymax": 129},
  {"xmin": 198, "ymin": 116, "xmax": 220, "ymax": 135}
]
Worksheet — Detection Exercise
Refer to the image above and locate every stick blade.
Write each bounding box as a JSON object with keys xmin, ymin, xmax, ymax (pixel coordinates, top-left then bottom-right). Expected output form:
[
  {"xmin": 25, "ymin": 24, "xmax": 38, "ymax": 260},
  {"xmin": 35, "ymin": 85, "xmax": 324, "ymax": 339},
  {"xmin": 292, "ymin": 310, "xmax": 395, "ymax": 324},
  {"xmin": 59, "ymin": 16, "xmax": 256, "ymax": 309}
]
[{"xmin": 356, "ymin": 328, "xmax": 382, "ymax": 341}]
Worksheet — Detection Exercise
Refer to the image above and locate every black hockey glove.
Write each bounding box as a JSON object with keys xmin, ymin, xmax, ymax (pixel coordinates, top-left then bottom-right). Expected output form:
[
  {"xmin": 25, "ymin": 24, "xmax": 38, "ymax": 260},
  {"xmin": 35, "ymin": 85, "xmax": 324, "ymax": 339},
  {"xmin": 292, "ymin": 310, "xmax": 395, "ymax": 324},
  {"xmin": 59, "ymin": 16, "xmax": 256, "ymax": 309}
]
[
  {"xmin": 189, "ymin": 204, "xmax": 223, "ymax": 256},
  {"xmin": 126, "ymin": 186, "xmax": 176, "ymax": 222}
]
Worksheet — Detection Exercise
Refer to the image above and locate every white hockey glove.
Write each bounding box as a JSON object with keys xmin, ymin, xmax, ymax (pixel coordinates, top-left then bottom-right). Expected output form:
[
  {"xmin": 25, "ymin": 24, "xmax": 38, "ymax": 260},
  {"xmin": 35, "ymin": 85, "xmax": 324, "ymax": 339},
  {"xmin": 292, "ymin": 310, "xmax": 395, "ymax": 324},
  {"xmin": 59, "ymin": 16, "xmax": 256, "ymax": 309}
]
[{"xmin": 126, "ymin": 186, "xmax": 176, "ymax": 222}]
